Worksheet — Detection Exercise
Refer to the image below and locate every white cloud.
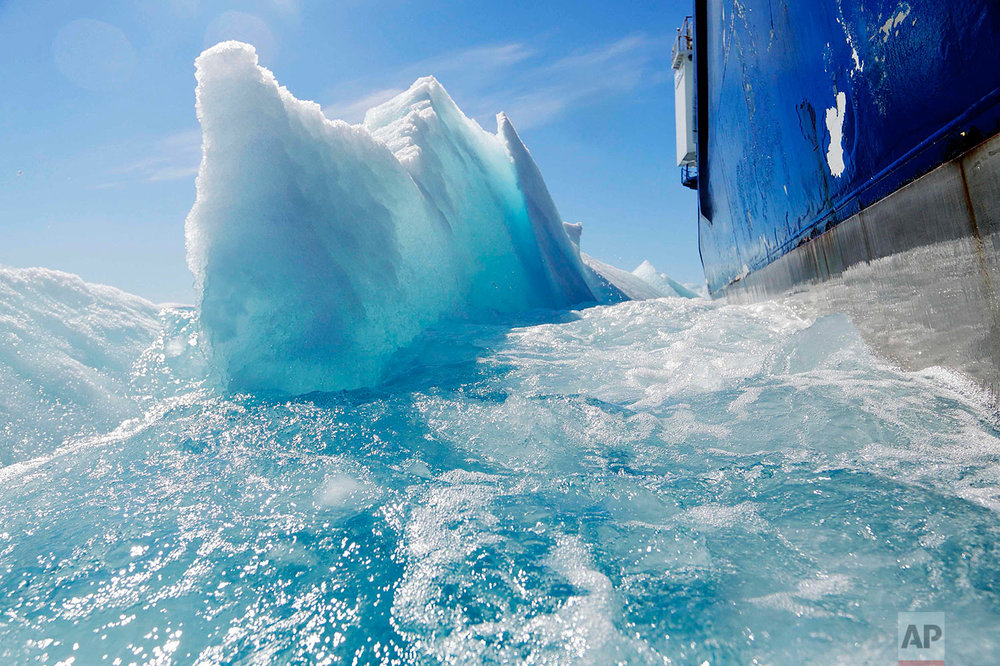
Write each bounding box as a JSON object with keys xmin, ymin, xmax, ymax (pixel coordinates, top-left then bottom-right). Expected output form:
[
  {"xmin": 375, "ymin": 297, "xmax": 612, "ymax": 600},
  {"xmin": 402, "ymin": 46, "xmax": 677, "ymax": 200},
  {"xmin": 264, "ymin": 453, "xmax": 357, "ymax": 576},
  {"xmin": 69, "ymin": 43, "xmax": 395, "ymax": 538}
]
[
  {"xmin": 146, "ymin": 164, "xmax": 200, "ymax": 182},
  {"xmin": 116, "ymin": 128, "xmax": 202, "ymax": 184},
  {"xmin": 322, "ymin": 42, "xmax": 536, "ymax": 124},
  {"xmin": 482, "ymin": 34, "xmax": 666, "ymax": 129},
  {"xmin": 205, "ymin": 11, "xmax": 277, "ymax": 63},
  {"xmin": 267, "ymin": 0, "xmax": 301, "ymax": 18},
  {"xmin": 548, "ymin": 34, "xmax": 651, "ymax": 72},
  {"xmin": 414, "ymin": 42, "xmax": 536, "ymax": 77},
  {"xmin": 323, "ymin": 87, "xmax": 406, "ymax": 124},
  {"xmin": 167, "ymin": 0, "xmax": 300, "ymax": 19},
  {"xmin": 322, "ymin": 33, "xmax": 666, "ymax": 131}
]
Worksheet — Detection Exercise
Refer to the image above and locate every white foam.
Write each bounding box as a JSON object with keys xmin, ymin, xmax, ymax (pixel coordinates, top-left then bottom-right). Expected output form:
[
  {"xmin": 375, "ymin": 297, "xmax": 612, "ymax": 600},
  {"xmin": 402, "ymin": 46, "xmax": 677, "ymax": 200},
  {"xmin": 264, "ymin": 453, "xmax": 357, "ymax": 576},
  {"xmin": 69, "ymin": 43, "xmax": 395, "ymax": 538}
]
[{"xmin": 0, "ymin": 265, "xmax": 159, "ymax": 464}]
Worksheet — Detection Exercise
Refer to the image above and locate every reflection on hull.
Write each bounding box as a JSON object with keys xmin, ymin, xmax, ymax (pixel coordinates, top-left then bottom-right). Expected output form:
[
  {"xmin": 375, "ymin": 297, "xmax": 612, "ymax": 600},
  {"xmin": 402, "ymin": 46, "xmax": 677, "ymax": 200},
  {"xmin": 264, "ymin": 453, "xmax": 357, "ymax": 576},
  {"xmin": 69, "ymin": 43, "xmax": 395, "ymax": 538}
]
[{"xmin": 723, "ymin": 134, "xmax": 1000, "ymax": 401}]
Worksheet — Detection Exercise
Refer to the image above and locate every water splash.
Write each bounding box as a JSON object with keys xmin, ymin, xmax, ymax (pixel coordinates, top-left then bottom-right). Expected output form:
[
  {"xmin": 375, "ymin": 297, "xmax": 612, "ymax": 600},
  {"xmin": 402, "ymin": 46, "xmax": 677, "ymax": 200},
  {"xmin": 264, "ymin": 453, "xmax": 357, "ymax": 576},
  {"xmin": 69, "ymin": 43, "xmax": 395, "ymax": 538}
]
[{"xmin": 2, "ymin": 292, "xmax": 1000, "ymax": 663}]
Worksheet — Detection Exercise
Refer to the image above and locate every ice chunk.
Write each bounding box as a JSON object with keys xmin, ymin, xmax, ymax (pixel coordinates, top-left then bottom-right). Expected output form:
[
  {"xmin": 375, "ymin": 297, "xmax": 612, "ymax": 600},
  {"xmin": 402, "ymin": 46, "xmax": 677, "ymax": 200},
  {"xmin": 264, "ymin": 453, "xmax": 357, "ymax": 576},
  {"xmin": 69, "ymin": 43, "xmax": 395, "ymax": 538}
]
[
  {"xmin": 185, "ymin": 42, "xmax": 604, "ymax": 394},
  {"xmin": 0, "ymin": 266, "xmax": 159, "ymax": 464},
  {"xmin": 581, "ymin": 254, "xmax": 663, "ymax": 301},
  {"xmin": 562, "ymin": 221, "xmax": 583, "ymax": 247},
  {"xmin": 562, "ymin": 225, "xmax": 694, "ymax": 302},
  {"xmin": 632, "ymin": 260, "xmax": 700, "ymax": 299}
]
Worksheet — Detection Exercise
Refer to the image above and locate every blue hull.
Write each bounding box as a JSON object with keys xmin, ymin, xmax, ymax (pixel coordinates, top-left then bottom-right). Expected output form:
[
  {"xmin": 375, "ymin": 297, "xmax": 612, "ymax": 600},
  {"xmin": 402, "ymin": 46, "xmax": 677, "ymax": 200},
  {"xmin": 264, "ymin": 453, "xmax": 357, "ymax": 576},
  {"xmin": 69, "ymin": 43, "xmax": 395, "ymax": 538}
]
[{"xmin": 696, "ymin": 0, "xmax": 1000, "ymax": 293}]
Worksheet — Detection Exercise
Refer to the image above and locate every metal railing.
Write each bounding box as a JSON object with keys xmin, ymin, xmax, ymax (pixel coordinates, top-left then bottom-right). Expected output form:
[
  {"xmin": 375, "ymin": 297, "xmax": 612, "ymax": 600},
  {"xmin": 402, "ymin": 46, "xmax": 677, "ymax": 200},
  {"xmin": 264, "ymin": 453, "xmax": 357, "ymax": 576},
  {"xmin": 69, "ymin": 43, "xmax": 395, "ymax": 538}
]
[{"xmin": 672, "ymin": 16, "xmax": 693, "ymax": 69}]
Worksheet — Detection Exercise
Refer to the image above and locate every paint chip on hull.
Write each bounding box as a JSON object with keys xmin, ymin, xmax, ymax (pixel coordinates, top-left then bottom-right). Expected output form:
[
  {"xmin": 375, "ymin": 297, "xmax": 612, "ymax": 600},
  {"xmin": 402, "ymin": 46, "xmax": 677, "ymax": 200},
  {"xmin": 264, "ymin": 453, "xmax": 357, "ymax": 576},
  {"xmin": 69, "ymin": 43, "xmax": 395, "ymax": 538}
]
[
  {"xmin": 851, "ymin": 46, "xmax": 863, "ymax": 72},
  {"xmin": 880, "ymin": 5, "xmax": 912, "ymax": 41},
  {"xmin": 825, "ymin": 92, "xmax": 847, "ymax": 178}
]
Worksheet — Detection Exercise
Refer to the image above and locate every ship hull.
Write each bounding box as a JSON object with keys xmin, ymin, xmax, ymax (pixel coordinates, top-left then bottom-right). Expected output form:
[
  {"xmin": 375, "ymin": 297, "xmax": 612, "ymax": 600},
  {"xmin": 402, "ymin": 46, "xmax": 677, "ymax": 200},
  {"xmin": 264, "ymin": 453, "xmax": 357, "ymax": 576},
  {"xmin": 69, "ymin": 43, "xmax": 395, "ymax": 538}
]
[
  {"xmin": 697, "ymin": 0, "xmax": 1000, "ymax": 291},
  {"xmin": 696, "ymin": 0, "xmax": 1000, "ymax": 396},
  {"xmin": 722, "ymin": 133, "xmax": 1000, "ymax": 397}
]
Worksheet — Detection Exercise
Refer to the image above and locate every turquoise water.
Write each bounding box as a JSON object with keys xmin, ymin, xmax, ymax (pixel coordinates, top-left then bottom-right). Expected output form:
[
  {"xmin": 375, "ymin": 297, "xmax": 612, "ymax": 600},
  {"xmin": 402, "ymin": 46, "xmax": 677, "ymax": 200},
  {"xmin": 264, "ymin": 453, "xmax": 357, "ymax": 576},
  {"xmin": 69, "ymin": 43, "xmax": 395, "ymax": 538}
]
[{"xmin": 3, "ymin": 297, "xmax": 1000, "ymax": 663}]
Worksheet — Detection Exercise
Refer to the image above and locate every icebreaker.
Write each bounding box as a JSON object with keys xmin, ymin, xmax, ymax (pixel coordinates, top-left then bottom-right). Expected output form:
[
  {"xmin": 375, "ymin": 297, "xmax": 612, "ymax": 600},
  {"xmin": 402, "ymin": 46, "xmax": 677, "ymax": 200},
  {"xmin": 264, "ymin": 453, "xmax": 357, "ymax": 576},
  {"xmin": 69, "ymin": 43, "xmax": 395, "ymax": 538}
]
[{"xmin": 185, "ymin": 42, "xmax": 607, "ymax": 394}]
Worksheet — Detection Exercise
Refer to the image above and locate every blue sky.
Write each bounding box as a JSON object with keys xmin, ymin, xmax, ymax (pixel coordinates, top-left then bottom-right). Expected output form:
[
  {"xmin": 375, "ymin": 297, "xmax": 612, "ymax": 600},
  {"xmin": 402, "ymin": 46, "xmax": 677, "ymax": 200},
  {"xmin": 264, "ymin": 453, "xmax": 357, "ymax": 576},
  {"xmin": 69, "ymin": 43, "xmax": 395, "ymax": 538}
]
[{"xmin": 0, "ymin": 0, "xmax": 699, "ymax": 303}]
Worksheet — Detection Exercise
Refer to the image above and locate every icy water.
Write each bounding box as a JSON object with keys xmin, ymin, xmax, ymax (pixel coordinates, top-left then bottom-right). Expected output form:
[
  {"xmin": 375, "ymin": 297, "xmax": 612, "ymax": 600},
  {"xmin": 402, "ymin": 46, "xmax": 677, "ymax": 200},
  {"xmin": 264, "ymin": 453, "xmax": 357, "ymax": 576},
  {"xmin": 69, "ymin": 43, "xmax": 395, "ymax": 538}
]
[{"xmin": 3, "ymin": 296, "xmax": 1000, "ymax": 664}]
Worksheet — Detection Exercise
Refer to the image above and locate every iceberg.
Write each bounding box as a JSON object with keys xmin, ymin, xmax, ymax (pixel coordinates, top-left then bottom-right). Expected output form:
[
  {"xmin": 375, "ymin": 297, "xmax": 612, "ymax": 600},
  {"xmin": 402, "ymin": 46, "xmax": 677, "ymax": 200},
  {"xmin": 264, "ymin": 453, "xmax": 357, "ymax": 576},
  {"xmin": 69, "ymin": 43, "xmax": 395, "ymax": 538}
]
[
  {"xmin": 565, "ymin": 229, "xmax": 698, "ymax": 301},
  {"xmin": 631, "ymin": 260, "xmax": 700, "ymax": 299},
  {"xmin": 581, "ymin": 253, "xmax": 662, "ymax": 302},
  {"xmin": 186, "ymin": 42, "xmax": 609, "ymax": 394}
]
